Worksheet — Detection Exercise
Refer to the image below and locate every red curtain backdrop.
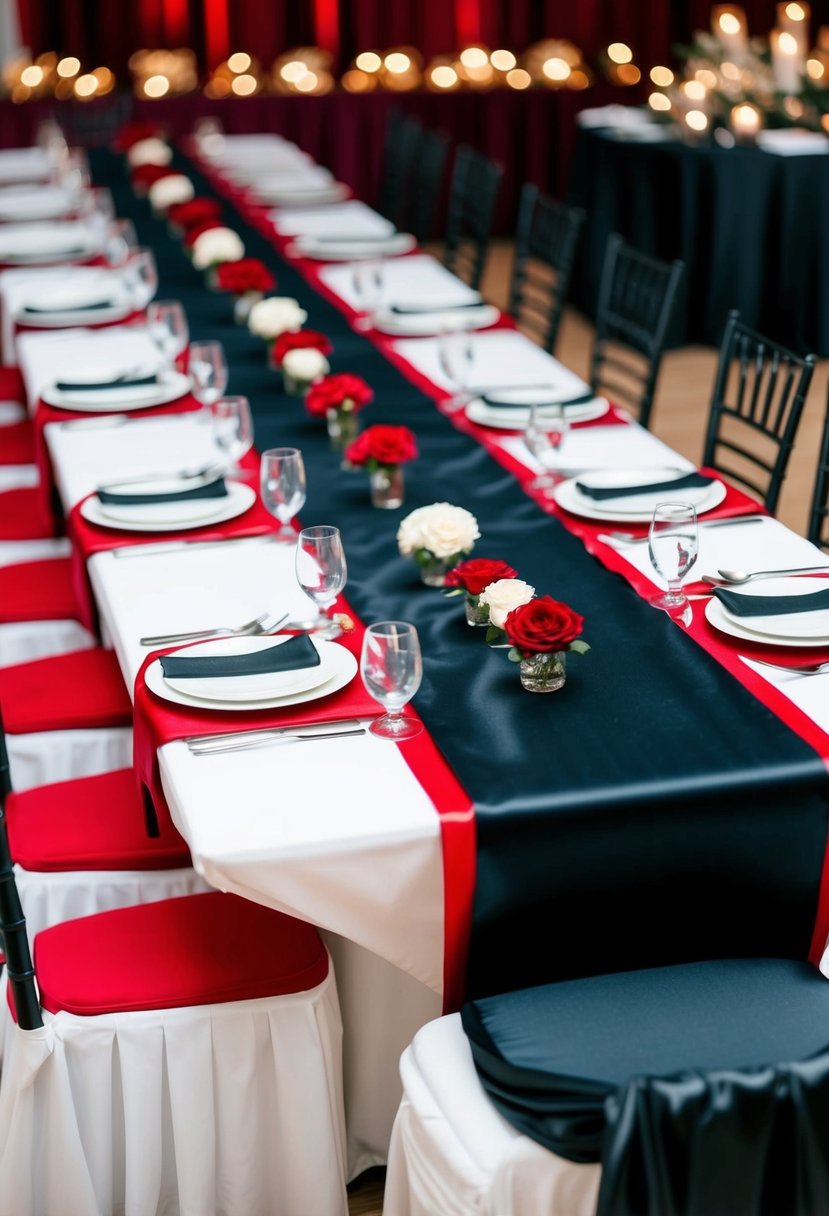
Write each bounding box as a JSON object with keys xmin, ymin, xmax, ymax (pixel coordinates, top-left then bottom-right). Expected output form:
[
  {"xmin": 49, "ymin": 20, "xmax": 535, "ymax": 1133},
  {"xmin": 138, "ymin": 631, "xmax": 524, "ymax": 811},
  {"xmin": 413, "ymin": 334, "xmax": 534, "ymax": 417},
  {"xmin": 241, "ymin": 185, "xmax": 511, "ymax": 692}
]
[{"xmin": 15, "ymin": 0, "xmax": 829, "ymax": 74}]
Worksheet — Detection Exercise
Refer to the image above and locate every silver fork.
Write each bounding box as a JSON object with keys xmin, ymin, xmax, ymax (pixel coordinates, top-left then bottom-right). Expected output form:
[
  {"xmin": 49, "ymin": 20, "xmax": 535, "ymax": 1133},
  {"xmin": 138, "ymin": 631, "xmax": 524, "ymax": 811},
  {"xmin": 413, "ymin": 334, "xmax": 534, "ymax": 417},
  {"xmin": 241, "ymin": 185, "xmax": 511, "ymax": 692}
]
[
  {"xmin": 599, "ymin": 517, "xmax": 766, "ymax": 545},
  {"xmin": 139, "ymin": 610, "xmax": 288, "ymax": 647},
  {"xmin": 747, "ymin": 657, "xmax": 829, "ymax": 677}
]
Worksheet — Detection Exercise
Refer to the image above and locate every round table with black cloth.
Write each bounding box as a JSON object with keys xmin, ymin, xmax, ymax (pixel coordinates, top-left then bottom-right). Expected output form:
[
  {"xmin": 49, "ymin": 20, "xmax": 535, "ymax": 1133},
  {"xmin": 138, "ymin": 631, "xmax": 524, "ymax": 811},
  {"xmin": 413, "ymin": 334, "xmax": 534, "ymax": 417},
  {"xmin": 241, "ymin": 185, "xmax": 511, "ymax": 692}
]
[{"xmin": 568, "ymin": 126, "xmax": 829, "ymax": 356}]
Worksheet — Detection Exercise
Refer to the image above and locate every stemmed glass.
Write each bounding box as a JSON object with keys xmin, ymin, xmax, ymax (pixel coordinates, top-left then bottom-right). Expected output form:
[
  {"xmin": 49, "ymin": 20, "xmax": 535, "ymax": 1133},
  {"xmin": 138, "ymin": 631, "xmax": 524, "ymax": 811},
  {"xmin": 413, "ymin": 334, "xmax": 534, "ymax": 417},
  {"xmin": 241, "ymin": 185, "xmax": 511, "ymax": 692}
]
[
  {"xmin": 360, "ymin": 621, "xmax": 424, "ymax": 740},
  {"xmin": 211, "ymin": 395, "xmax": 254, "ymax": 476},
  {"xmin": 260, "ymin": 447, "xmax": 307, "ymax": 542},
  {"xmin": 523, "ymin": 402, "xmax": 569, "ymax": 497},
  {"xmin": 648, "ymin": 501, "xmax": 699, "ymax": 611},
  {"xmin": 189, "ymin": 340, "xmax": 228, "ymax": 410},
  {"xmin": 295, "ymin": 525, "xmax": 347, "ymax": 637},
  {"xmin": 438, "ymin": 326, "xmax": 475, "ymax": 414},
  {"xmin": 147, "ymin": 299, "xmax": 189, "ymax": 365},
  {"xmin": 123, "ymin": 246, "xmax": 157, "ymax": 306},
  {"xmin": 352, "ymin": 260, "xmax": 385, "ymax": 330}
]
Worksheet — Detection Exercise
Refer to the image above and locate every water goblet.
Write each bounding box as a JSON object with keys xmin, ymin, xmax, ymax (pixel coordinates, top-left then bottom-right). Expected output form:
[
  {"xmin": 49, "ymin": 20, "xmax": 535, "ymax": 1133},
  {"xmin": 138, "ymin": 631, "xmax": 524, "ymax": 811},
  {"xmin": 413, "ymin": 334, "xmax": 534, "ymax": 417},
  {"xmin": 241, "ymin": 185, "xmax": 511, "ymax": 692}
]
[
  {"xmin": 211, "ymin": 395, "xmax": 254, "ymax": 476},
  {"xmin": 123, "ymin": 246, "xmax": 157, "ymax": 306},
  {"xmin": 260, "ymin": 447, "xmax": 307, "ymax": 542},
  {"xmin": 438, "ymin": 326, "xmax": 476, "ymax": 414},
  {"xmin": 295, "ymin": 525, "xmax": 347, "ymax": 638},
  {"xmin": 648, "ymin": 501, "xmax": 699, "ymax": 611},
  {"xmin": 523, "ymin": 402, "xmax": 569, "ymax": 497},
  {"xmin": 147, "ymin": 299, "xmax": 189, "ymax": 365},
  {"xmin": 360, "ymin": 621, "xmax": 424, "ymax": 740},
  {"xmin": 188, "ymin": 340, "xmax": 228, "ymax": 410},
  {"xmin": 352, "ymin": 260, "xmax": 385, "ymax": 330}
]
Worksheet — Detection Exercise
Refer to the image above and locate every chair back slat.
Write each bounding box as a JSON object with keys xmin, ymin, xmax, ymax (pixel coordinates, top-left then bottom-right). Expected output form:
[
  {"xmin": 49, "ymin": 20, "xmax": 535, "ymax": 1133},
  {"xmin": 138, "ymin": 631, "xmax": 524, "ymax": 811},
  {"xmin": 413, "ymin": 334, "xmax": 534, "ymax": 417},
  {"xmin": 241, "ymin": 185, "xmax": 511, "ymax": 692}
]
[
  {"xmin": 508, "ymin": 183, "xmax": 584, "ymax": 354},
  {"xmin": 703, "ymin": 310, "xmax": 815, "ymax": 515},
  {"xmin": 589, "ymin": 234, "xmax": 684, "ymax": 430},
  {"xmin": 378, "ymin": 110, "xmax": 422, "ymax": 228},
  {"xmin": 443, "ymin": 146, "xmax": 503, "ymax": 290}
]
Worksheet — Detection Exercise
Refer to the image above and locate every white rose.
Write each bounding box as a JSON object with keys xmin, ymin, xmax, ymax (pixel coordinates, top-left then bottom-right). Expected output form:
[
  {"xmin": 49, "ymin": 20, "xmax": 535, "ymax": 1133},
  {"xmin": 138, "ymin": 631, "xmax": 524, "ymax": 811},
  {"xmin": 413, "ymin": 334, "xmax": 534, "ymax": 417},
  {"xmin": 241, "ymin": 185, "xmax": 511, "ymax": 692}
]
[
  {"xmin": 281, "ymin": 347, "xmax": 329, "ymax": 381},
  {"xmin": 478, "ymin": 579, "xmax": 536, "ymax": 629},
  {"xmin": 397, "ymin": 503, "xmax": 480, "ymax": 560},
  {"xmin": 127, "ymin": 137, "xmax": 172, "ymax": 167},
  {"xmin": 191, "ymin": 226, "xmax": 245, "ymax": 269},
  {"xmin": 148, "ymin": 173, "xmax": 194, "ymax": 213},
  {"xmin": 247, "ymin": 296, "xmax": 308, "ymax": 340}
]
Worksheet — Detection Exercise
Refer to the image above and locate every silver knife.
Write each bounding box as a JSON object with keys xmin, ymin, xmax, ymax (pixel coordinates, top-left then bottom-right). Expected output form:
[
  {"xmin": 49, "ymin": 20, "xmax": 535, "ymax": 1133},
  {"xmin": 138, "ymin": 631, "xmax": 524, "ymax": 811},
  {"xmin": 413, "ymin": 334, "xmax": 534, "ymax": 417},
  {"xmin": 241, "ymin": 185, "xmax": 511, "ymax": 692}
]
[
  {"xmin": 185, "ymin": 719, "xmax": 367, "ymax": 754},
  {"xmin": 112, "ymin": 535, "xmax": 276, "ymax": 559}
]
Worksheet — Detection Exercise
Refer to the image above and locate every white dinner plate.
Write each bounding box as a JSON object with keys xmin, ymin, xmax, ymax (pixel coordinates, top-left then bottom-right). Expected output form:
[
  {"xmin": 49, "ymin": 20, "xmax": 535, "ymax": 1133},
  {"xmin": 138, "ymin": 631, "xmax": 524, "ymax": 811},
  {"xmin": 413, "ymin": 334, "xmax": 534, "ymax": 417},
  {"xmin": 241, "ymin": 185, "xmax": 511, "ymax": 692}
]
[
  {"xmin": 145, "ymin": 635, "xmax": 358, "ymax": 711},
  {"xmin": 80, "ymin": 481, "xmax": 256, "ymax": 532},
  {"xmin": 706, "ymin": 588, "xmax": 829, "ymax": 649},
  {"xmin": 41, "ymin": 370, "xmax": 191, "ymax": 412},
  {"xmin": 552, "ymin": 468, "xmax": 727, "ymax": 522},
  {"xmin": 162, "ymin": 634, "xmax": 336, "ymax": 702},
  {"xmin": 269, "ymin": 183, "xmax": 350, "ymax": 208},
  {"xmin": 16, "ymin": 298, "xmax": 133, "ymax": 329},
  {"xmin": 711, "ymin": 577, "xmax": 829, "ymax": 642},
  {"xmin": 371, "ymin": 304, "xmax": 500, "ymax": 336},
  {"xmin": 292, "ymin": 233, "xmax": 417, "ymax": 261},
  {"xmin": 465, "ymin": 396, "xmax": 610, "ymax": 429}
]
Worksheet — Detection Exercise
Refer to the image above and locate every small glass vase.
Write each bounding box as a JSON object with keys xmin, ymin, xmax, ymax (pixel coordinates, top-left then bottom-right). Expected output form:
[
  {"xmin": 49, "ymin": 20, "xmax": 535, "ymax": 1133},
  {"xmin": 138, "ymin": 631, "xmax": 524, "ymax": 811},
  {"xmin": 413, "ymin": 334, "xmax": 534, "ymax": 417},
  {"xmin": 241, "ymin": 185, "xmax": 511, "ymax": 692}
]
[
  {"xmin": 370, "ymin": 465, "xmax": 404, "ymax": 509},
  {"xmin": 326, "ymin": 406, "xmax": 359, "ymax": 451},
  {"xmin": 234, "ymin": 290, "xmax": 263, "ymax": 324},
  {"xmin": 465, "ymin": 593, "xmax": 490, "ymax": 627},
  {"xmin": 419, "ymin": 554, "xmax": 454, "ymax": 587},
  {"xmin": 519, "ymin": 651, "xmax": 566, "ymax": 693}
]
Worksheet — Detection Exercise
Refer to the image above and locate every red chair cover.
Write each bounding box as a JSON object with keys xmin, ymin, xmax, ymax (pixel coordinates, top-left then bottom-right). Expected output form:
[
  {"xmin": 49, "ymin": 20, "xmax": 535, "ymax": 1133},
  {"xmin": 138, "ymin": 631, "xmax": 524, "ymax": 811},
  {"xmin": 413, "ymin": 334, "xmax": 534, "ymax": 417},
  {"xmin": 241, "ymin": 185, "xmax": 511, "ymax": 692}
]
[
  {"xmin": 0, "ymin": 648, "xmax": 132, "ymax": 734},
  {"xmin": 0, "ymin": 366, "xmax": 24, "ymax": 402},
  {"xmin": 0, "ymin": 486, "xmax": 56, "ymax": 539},
  {"xmin": 0, "ymin": 557, "xmax": 80, "ymax": 623},
  {"xmin": 0, "ymin": 420, "xmax": 35, "ymax": 465}
]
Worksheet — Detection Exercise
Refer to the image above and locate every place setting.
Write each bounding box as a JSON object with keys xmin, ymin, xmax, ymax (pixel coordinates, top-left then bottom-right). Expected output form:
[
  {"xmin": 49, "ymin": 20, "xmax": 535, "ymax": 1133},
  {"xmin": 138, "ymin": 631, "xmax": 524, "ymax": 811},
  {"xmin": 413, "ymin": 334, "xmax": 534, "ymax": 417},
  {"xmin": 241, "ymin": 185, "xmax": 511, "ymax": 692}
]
[
  {"xmin": 40, "ymin": 361, "xmax": 192, "ymax": 413},
  {"xmin": 551, "ymin": 465, "xmax": 727, "ymax": 522}
]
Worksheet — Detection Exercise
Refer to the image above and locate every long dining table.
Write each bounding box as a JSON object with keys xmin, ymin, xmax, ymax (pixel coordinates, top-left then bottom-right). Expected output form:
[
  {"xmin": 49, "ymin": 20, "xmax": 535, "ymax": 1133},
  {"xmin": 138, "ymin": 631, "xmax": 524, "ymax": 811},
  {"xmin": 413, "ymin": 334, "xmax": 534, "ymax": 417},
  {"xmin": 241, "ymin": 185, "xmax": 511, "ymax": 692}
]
[{"xmin": 11, "ymin": 131, "xmax": 829, "ymax": 1177}]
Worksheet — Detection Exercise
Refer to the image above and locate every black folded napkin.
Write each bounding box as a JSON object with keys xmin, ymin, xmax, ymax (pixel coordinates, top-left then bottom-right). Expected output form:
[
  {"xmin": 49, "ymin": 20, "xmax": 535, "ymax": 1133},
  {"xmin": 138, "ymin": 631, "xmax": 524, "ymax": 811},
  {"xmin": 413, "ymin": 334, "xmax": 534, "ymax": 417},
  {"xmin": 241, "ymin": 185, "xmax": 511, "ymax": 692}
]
[
  {"xmin": 23, "ymin": 299, "xmax": 115, "ymax": 315},
  {"xmin": 714, "ymin": 585, "xmax": 829, "ymax": 618},
  {"xmin": 56, "ymin": 372, "xmax": 159, "ymax": 392},
  {"xmin": 96, "ymin": 477, "xmax": 228, "ymax": 506},
  {"xmin": 575, "ymin": 471, "xmax": 714, "ymax": 501},
  {"xmin": 160, "ymin": 634, "xmax": 320, "ymax": 679},
  {"xmin": 390, "ymin": 298, "xmax": 483, "ymax": 315},
  {"xmin": 481, "ymin": 390, "xmax": 594, "ymax": 409}
]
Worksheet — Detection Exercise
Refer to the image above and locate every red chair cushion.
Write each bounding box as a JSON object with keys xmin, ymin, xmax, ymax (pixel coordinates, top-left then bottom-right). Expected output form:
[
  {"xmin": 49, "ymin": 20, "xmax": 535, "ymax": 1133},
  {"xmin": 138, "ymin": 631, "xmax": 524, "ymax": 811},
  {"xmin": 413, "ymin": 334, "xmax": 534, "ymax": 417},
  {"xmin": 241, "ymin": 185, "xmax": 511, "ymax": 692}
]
[
  {"xmin": 0, "ymin": 420, "xmax": 35, "ymax": 465},
  {"xmin": 0, "ymin": 367, "xmax": 24, "ymax": 402},
  {"xmin": 0, "ymin": 486, "xmax": 55, "ymax": 540},
  {"xmin": 0, "ymin": 647, "xmax": 132, "ymax": 733},
  {"xmin": 6, "ymin": 768, "xmax": 191, "ymax": 871},
  {"xmin": 33, "ymin": 892, "xmax": 330, "ymax": 1015},
  {"xmin": 0, "ymin": 557, "xmax": 80, "ymax": 623}
]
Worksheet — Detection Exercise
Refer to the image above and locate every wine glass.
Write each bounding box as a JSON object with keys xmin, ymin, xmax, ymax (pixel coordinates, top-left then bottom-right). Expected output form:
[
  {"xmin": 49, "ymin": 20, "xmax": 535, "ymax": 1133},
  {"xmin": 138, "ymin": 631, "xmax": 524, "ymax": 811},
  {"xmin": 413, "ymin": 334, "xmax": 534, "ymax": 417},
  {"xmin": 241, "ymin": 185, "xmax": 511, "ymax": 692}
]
[
  {"xmin": 211, "ymin": 395, "xmax": 254, "ymax": 475},
  {"xmin": 147, "ymin": 299, "xmax": 189, "ymax": 365},
  {"xmin": 352, "ymin": 260, "xmax": 385, "ymax": 329},
  {"xmin": 360, "ymin": 621, "xmax": 424, "ymax": 740},
  {"xmin": 648, "ymin": 501, "xmax": 699, "ymax": 611},
  {"xmin": 123, "ymin": 246, "xmax": 157, "ymax": 306},
  {"xmin": 438, "ymin": 326, "xmax": 475, "ymax": 414},
  {"xmin": 189, "ymin": 340, "xmax": 228, "ymax": 410},
  {"xmin": 295, "ymin": 525, "xmax": 347, "ymax": 637},
  {"xmin": 523, "ymin": 402, "xmax": 569, "ymax": 497},
  {"xmin": 260, "ymin": 447, "xmax": 307, "ymax": 542}
]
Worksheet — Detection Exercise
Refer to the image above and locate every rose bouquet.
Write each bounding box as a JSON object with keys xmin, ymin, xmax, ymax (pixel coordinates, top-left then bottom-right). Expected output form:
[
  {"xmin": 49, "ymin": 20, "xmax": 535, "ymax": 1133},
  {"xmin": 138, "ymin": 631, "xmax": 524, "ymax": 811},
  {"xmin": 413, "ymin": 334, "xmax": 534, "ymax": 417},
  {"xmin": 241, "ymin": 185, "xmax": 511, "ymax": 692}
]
[
  {"xmin": 444, "ymin": 558, "xmax": 519, "ymax": 626},
  {"xmin": 271, "ymin": 332, "xmax": 332, "ymax": 394},
  {"xmin": 126, "ymin": 137, "xmax": 172, "ymax": 168},
  {"xmin": 345, "ymin": 425, "xmax": 418, "ymax": 509},
  {"xmin": 167, "ymin": 197, "xmax": 223, "ymax": 234},
  {"xmin": 305, "ymin": 373, "xmax": 373, "ymax": 449},
  {"xmin": 130, "ymin": 163, "xmax": 176, "ymax": 195},
  {"xmin": 147, "ymin": 173, "xmax": 194, "ymax": 214},
  {"xmin": 114, "ymin": 121, "xmax": 164, "ymax": 154},
  {"xmin": 214, "ymin": 257, "xmax": 276, "ymax": 323},
  {"xmin": 397, "ymin": 503, "xmax": 480, "ymax": 585},
  {"xmin": 488, "ymin": 594, "xmax": 589, "ymax": 693},
  {"xmin": 190, "ymin": 226, "xmax": 245, "ymax": 272},
  {"xmin": 247, "ymin": 296, "xmax": 308, "ymax": 350}
]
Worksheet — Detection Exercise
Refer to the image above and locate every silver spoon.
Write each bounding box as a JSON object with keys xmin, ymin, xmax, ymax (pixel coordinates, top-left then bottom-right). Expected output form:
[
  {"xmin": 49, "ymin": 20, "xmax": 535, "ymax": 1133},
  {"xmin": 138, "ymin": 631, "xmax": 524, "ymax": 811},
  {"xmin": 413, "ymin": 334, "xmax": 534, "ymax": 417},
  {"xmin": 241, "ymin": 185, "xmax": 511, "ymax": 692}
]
[
  {"xmin": 703, "ymin": 564, "xmax": 829, "ymax": 586},
  {"xmin": 749, "ymin": 657, "xmax": 829, "ymax": 677}
]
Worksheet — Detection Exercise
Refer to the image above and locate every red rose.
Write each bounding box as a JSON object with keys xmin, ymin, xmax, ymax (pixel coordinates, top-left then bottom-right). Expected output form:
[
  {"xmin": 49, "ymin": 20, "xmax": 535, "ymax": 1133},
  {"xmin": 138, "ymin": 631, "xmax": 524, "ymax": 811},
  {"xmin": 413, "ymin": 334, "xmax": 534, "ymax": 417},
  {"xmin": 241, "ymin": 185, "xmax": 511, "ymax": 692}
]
[
  {"xmin": 114, "ymin": 121, "xmax": 163, "ymax": 152},
  {"xmin": 270, "ymin": 330, "xmax": 333, "ymax": 368},
  {"xmin": 182, "ymin": 218, "xmax": 225, "ymax": 248},
  {"xmin": 305, "ymin": 374, "xmax": 373, "ymax": 418},
  {"xmin": 345, "ymin": 425, "xmax": 418, "ymax": 468},
  {"xmin": 215, "ymin": 258, "xmax": 276, "ymax": 294},
  {"xmin": 131, "ymin": 164, "xmax": 175, "ymax": 192},
  {"xmin": 444, "ymin": 558, "xmax": 519, "ymax": 597},
  {"xmin": 168, "ymin": 198, "xmax": 223, "ymax": 230},
  {"xmin": 503, "ymin": 596, "xmax": 584, "ymax": 655}
]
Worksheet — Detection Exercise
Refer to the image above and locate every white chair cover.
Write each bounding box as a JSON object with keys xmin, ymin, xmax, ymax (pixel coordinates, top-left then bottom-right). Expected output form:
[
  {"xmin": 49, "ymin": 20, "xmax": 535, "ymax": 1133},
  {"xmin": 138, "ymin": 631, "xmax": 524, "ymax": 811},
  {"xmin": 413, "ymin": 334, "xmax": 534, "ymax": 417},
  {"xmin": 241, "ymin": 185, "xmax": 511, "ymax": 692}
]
[
  {"xmin": 0, "ymin": 619, "xmax": 95, "ymax": 667},
  {"xmin": 0, "ymin": 970, "xmax": 349, "ymax": 1216},
  {"xmin": 384, "ymin": 1014, "xmax": 601, "ymax": 1216},
  {"xmin": 5, "ymin": 726, "xmax": 132, "ymax": 790}
]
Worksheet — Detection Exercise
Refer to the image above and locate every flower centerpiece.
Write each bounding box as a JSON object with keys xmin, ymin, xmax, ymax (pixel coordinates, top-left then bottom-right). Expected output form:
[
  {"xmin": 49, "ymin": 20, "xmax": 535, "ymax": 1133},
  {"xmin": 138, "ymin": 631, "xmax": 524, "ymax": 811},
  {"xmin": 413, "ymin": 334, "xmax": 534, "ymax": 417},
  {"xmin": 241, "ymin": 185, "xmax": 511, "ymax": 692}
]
[
  {"xmin": 126, "ymin": 136, "xmax": 172, "ymax": 168},
  {"xmin": 247, "ymin": 296, "xmax": 308, "ymax": 355},
  {"xmin": 130, "ymin": 163, "xmax": 176, "ymax": 196},
  {"xmin": 182, "ymin": 218, "xmax": 224, "ymax": 251},
  {"xmin": 344, "ymin": 425, "xmax": 418, "ymax": 509},
  {"xmin": 214, "ymin": 257, "xmax": 276, "ymax": 323},
  {"xmin": 305, "ymin": 373, "xmax": 373, "ymax": 450},
  {"xmin": 113, "ymin": 121, "xmax": 165, "ymax": 154},
  {"xmin": 443, "ymin": 558, "xmax": 519, "ymax": 626},
  {"xmin": 147, "ymin": 173, "xmax": 194, "ymax": 215},
  {"xmin": 488, "ymin": 594, "xmax": 589, "ymax": 693},
  {"xmin": 397, "ymin": 502, "xmax": 481, "ymax": 586},
  {"xmin": 167, "ymin": 197, "xmax": 223, "ymax": 237},
  {"xmin": 270, "ymin": 330, "xmax": 333, "ymax": 395},
  {"xmin": 190, "ymin": 226, "xmax": 245, "ymax": 284}
]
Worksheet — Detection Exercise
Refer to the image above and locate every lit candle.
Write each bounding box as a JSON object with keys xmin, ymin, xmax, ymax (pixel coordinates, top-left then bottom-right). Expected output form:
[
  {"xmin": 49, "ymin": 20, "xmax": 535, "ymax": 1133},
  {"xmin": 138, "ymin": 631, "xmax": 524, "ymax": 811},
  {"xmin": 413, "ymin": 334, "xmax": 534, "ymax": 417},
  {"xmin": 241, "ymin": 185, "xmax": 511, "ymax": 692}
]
[
  {"xmin": 730, "ymin": 101, "xmax": 762, "ymax": 141},
  {"xmin": 771, "ymin": 27, "xmax": 803, "ymax": 92},
  {"xmin": 711, "ymin": 6, "xmax": 749, "ymax": 56}
]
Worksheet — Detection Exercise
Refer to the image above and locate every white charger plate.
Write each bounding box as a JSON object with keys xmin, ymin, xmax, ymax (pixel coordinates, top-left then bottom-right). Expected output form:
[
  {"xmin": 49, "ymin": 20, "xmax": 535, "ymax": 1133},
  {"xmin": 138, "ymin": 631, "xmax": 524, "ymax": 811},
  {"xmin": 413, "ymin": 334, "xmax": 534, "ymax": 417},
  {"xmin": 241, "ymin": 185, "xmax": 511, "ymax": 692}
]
[
  {"xmin": 145, "ymin": 635, "xmax": 358, "ymax": 711},
  {"xmin": 465, "ymin": 396, "xmax": 609, "ymax": 429},
  {"xmin": 80, "ymin": 481, "xmax": 256, "ymax": 532},
  {"xmin": 161, "ymin": 634, "xmax": 335, "ymax": 702},
  {"xmin": 269, "ymin": 183, "xmax": 350, "ymax": 207},
  {"xmin": 553, "ymin": 469, "xmax": 726, "ymax": 522},
  {"xmin": 710, "ymin": 577, "xmax": 829, "ymax": 642},
  {"xmin": 41, "ymin": 370, "xmax": 190, "ymax": 412},
  {"xmin": 372, "ymin": 304, "xmax": 500, "ymax": 336},
  {"xmin": 293, "ymin": 233, "xmax": 417, "ymax": 261}
]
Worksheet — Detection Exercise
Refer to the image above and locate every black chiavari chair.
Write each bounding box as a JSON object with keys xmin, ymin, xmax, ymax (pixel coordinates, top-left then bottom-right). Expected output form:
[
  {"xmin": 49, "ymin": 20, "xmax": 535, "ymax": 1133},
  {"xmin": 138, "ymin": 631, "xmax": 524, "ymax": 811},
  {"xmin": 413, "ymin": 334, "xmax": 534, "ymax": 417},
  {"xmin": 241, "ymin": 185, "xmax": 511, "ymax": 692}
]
[
  {"xmin": 508, "ymin": 183, "xmax": 585, "ymax": 355},
  {"xmin": 443, "ymin": 145, "xmax": 503, "ymax": 291}
]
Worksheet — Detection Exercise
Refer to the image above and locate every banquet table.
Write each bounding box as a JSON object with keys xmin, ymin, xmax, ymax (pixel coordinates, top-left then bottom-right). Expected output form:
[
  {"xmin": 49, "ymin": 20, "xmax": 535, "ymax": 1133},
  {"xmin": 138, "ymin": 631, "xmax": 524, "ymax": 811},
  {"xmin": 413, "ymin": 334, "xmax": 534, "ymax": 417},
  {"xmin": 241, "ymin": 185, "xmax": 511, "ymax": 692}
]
[
  {"xmin": 567, "ymin": 124, "xmax": 829, "ymax": 354},
  {"xmin": 19, "ymin": 135, "xmax": 829, "ymax": 1174}
]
